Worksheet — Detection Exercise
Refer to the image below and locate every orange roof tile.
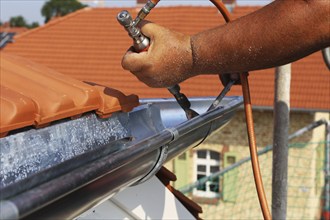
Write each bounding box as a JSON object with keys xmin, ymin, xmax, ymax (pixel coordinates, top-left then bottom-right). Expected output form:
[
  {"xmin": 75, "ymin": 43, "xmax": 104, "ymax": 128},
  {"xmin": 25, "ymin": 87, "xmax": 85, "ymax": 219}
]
[
  {"xmin": 0, "ymin": 26, "xmax": 28, "ymax": 35},
  {"xmin": 0, "ymin": 52, "xmax": 139, "ymax": 136},
  {"xmin": 4, "ymin": 6, "xmax": 329, "ymax": 111}
]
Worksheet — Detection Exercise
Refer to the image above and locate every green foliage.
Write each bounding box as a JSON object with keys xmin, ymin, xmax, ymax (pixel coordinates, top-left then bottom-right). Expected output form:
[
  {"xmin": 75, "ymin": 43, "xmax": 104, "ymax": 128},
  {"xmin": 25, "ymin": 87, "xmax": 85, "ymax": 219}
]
[
  {"xmin": 27, "ymin": 22, "xmax": 40, "ymax": 29},
  {"xmin": 9, "ymin": 16, "xmax": 27, "ymax": 27},
  {"xmin": 7, "ymin": 16, "xmax": 39, "ymax": 29},
  {"xmin": 41, "ymin": 0, "xmax": 87, "ymax": 23}
]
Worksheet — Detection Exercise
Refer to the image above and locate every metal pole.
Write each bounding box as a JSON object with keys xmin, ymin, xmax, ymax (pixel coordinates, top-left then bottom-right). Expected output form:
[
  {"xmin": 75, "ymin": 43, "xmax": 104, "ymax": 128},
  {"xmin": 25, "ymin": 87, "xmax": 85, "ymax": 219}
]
[
  {"xmin": 272, "ymin": 64, "xmax": 291, "ymax": 219},
  {"xmin": 324, "ymin": 121, "xmax": 330, "ymax": 219}
]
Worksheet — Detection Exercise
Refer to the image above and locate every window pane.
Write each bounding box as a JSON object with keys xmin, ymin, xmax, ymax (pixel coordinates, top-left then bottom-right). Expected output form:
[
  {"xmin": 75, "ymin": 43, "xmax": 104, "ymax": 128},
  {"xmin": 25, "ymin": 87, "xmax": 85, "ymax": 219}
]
[
  {"xmin": 210, "ymin": 165, "xmax": 220, "ymax": 173},
  {"xmin": 197, "ymin": 174, "xmax": 205, "ymax": 180},
  {"xmin": 197, "ymin": 183, "xmax": 206, "ymax": 191},
  {"xmin": 210, "ymin": 183, "xmax": 219, "ymax": 192},
  {"xmin": 210, "ymin": 176, "xmax": 219, "ymax": 183},
  {"xmin": 197, "ymin": 150, "xmax": 207, "ymax": 159},
  {"xmin": 197, "ymin": 174, "xmax": 206, "ymax": 191},
  {"xmin": 210, "ymin": 151, "xmax": 220, "ymax": 160},
  {"xmin": 197, "ymin": 165, "xmax": 206, "ymax": 172}
]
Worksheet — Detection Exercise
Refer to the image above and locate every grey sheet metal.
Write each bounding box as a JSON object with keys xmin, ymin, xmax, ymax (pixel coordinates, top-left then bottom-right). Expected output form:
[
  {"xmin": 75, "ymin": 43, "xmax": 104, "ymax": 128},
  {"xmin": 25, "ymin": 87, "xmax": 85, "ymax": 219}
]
[
  {"xmin": 0, "ymin": 96, "xmax": 242, "ymax": 219},
  {"xmin": 0, "ymin": 113, "xmax": 131, "ymax": 188}
]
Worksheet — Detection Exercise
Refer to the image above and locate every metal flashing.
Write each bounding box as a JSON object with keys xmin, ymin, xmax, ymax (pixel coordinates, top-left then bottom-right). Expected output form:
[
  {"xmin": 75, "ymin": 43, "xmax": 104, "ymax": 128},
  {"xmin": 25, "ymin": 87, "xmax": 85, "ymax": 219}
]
[{"xmin": 0, "ymin": 96, "xmax": 243, "ymax": 219}]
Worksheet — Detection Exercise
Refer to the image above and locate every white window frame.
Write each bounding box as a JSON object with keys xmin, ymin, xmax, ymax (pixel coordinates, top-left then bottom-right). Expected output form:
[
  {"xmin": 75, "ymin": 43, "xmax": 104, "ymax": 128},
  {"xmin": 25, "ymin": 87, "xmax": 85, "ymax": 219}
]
[{"xmin": 193, "ymin": 150, "xmax": 220, "ymax": 198}]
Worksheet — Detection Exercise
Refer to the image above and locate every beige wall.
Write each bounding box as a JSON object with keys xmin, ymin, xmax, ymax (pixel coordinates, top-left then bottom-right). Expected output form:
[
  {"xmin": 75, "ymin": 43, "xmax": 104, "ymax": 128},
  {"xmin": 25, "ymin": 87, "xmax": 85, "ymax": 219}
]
[
  {"xmin": 206, "ymin": 110, "xmax": 317, "ymax": 147},
  {"xmin": 166, "ymin": 110, "xmax": 329, "ymax": 219}
]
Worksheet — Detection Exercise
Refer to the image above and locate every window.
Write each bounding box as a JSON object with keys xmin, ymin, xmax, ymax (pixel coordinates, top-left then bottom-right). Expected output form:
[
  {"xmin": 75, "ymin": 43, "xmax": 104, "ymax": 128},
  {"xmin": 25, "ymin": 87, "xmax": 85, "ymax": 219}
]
[{"xmin": 193, "ymin": 150, "xmax": 220, "ymax": 198}]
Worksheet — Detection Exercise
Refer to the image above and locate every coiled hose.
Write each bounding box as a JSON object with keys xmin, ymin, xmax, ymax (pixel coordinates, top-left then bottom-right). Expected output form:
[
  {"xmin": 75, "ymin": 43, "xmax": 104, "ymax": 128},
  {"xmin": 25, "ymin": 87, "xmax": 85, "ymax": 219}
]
[{"xmin": 210, "ymin": 0, "xmax": 272, "ymax": 219}]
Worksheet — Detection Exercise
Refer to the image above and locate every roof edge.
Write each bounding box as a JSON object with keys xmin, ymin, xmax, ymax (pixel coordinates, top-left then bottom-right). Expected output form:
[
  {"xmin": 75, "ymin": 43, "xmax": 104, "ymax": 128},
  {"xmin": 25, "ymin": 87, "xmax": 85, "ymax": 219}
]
[
  {"xmin": 14, "ymin": 7, "xmax": 93, "ymax": 40},
  {"xmin": 12, "ymin": 4, "xmax": 262, "ymax": 41}
]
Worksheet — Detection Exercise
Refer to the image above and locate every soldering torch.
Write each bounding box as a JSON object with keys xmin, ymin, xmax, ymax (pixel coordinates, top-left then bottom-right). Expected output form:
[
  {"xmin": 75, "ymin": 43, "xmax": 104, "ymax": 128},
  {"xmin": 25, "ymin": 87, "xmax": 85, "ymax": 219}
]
[
  {"xmin": 117, "ymin": 0, "xmax": 158, "ymax": 52},
  {"xmin": 117, "ymin": 10, "xmax": 149, "ymax": 52},
  {"xmin": 117, "ymin": 4, "xmax": 198, "ymax": 119}
]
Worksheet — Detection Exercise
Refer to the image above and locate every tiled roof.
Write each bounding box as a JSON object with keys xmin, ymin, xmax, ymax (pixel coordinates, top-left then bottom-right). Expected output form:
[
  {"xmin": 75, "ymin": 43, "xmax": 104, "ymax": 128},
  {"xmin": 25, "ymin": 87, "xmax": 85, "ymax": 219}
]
[
  {"xmin": 0, "ymin": 26, "xmax": 28, "ymax": 49},
  {"xmin": 0, "ymin": 26, "xmax": 28, "ymax": 35},
  {"xmin": 0, "ymin": 51, "xmax": 139, "ymax": 137},
  {"xmin": 4, "ymin": 6, "xmax": 329, "ymax": 111}
]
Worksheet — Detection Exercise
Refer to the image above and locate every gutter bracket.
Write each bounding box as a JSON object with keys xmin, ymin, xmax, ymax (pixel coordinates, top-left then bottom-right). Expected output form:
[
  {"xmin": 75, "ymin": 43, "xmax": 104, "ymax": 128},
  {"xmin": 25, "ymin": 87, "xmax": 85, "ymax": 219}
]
[
  {"xmin": 133, "ymin": 128, "xmax": 179, "ymax": 185},
  {"xmin": 133, "ymin": 144, "xmax": 169, "ymax": 185},
  {"xmin": 164, "ymin": 128, "xmax": 179, "ymax": 142}
]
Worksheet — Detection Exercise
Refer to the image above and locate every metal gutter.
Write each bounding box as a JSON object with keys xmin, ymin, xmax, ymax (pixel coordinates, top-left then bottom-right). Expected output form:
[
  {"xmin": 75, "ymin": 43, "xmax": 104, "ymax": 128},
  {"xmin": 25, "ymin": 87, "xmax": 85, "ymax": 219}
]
[{"xmin": 0, "ymin": 96, "xmax": 242, "ymax": 219}]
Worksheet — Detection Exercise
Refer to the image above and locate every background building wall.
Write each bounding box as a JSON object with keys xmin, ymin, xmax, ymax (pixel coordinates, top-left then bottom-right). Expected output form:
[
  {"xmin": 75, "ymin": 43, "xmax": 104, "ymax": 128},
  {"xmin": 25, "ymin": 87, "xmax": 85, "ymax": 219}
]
[{"xmin": 165, "ymin": 110, "xmax": 329, "ymax": 219}]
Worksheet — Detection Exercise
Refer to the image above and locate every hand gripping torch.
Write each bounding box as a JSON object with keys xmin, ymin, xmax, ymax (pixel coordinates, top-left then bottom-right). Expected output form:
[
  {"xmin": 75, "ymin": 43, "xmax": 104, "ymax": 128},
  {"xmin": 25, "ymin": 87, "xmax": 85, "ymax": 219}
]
[
  {"xmin": 117, "ymin": 5, "xmax": 198, "ymax": 119},
  {"xmin": 118, "ymin": 1, "xmax": 271, "ymax": 219}
]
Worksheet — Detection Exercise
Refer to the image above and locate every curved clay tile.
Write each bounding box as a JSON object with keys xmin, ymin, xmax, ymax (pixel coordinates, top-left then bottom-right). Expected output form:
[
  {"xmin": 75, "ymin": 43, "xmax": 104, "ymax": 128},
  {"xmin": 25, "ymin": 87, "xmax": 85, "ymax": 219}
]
[
  {"xmin": 0, "ymin": 52, "xmax": 139, "ymax": 136},
  {"xmin": 0, "ymin": 85, "xmax": 37, "ymax": 137}
]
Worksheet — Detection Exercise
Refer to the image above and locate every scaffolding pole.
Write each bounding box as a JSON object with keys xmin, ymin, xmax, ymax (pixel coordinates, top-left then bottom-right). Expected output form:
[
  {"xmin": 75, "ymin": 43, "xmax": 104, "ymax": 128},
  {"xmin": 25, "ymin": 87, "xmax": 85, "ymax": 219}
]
[
  {"xmin": 272, "ymin": 64, "xmax": 291, "ymax": 219},
  {"xmin": 324, "ymin": 121, "xmax": 330, "ymax": 219}
]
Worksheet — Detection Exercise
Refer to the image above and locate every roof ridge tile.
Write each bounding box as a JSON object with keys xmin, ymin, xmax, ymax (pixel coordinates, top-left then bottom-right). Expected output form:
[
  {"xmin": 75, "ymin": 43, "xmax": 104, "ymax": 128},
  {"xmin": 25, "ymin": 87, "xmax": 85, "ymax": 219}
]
[{"xmin": 14, "ymin": 7, "xmax": 93, "ymax": 40}]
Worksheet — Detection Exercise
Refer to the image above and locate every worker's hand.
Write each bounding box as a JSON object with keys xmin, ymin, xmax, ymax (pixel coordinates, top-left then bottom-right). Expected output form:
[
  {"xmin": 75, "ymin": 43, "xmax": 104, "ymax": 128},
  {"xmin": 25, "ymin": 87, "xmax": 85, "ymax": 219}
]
[{"xmin": 121, "ymin": 21, "xmax": 194, "ymax": 88}]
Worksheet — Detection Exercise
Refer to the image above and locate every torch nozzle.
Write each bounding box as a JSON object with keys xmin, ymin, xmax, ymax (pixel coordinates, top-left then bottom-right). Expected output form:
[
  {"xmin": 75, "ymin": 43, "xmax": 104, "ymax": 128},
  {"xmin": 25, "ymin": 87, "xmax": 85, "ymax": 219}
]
[
  {"xmin": 117, "ymin": 10, "xmax": 150, "ymax": 52},
  {"xmin": 117, "ymin": 10, "xmax": 133, "ymax": 27},
  {"xmin": 116, "ymin": 0, "xmax": 159, "ymax": 52}
]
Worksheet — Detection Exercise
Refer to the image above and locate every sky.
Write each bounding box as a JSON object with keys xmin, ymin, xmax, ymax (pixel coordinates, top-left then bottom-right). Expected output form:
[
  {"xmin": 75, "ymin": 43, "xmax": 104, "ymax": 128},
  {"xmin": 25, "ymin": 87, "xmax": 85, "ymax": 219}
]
[{"xmin": 0, "ymin": 0, "xmax": 271, "ymax": 25}]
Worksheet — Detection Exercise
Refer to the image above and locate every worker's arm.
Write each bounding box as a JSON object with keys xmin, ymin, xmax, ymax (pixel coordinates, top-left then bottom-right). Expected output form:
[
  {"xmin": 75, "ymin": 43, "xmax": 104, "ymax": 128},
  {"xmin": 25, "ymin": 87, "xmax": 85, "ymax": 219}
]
[{"xmin": 122, "ymin": 0, "xmax": 330, "ymax": 88}]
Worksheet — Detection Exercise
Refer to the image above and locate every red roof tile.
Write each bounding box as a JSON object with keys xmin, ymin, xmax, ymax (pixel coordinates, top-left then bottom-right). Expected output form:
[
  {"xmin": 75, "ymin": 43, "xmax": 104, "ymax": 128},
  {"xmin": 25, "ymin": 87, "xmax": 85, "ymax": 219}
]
[
  {"xmin": 0, "ymin": 51, "xmax": 139, "ymax": 136},
  {"xmin": 4, "ymin": 6, "xmax": 329, "ymax": 111},
  {"xmin": 0, "ymin": 26, "xmax": 28, "ymax": 35}
]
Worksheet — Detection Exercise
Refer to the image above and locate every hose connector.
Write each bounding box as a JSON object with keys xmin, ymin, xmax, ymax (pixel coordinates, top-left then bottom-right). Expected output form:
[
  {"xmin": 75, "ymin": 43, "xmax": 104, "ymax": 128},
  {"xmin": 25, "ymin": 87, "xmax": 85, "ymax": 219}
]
[
  {"xmin": 117, "ymin": 10, "xmax": 149, "ymax": 52},
  {"xmin": 117, "ymin": 0, "xmax": 160, "ymax": 52},
  {"xmin": 134, "ymin": 0, "xmax": 157, "ymax": 26}
]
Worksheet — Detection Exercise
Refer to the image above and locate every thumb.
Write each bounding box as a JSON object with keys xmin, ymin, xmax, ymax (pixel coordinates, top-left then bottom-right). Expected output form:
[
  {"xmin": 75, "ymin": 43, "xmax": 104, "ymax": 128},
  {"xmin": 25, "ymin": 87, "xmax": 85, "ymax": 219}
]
[
  {"xmin": 138, "ymin": 20, "xmax": 159, "ymax": 39},
  {"xmin": 122, "ymin": 49, "xmax": 149, "ymax": 72}
]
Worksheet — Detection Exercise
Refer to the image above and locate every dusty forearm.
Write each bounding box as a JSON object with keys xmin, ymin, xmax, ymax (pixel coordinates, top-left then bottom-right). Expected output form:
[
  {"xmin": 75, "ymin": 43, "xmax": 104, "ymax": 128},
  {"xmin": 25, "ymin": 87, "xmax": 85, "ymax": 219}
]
[
  {"xmin": 190, "ymin": 0, "xmax": 330, "ymax": 75},
  {"xmin": 121, "ymin": 0, "xmax": 329, "ymax": 88}
]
